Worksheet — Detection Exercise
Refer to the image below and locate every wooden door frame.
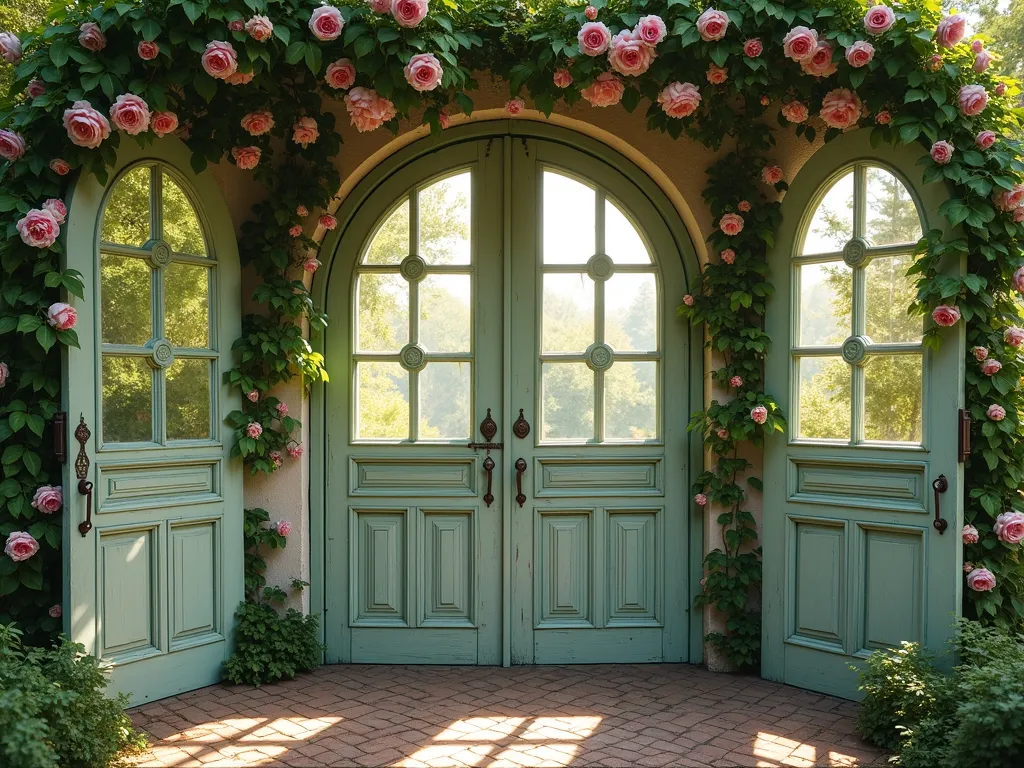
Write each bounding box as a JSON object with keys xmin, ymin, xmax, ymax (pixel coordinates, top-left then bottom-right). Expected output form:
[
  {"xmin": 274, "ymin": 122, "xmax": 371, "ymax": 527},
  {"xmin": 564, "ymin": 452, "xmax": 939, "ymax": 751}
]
[{"xmin": 310, "ymin": 120, "xmax": 705, "ymax": 665}]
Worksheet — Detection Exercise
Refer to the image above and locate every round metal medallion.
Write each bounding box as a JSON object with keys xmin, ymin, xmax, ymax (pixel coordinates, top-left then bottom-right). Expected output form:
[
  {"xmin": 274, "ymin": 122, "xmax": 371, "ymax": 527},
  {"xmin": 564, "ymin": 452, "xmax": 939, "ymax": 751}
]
[
  {"xmin": 842, "ymin": 237, "xmax": 870, "ymax": 268},
  {"xmin": 587, "ymin": 254, "xmax": 614, "ymax": 281},
  {"xmin": 149, "ymin": 339, "xmax": 175, "ymax": 369},
  {"xmin": 400, "ymin": 254, "xmax": 426, "ymax": 282},
  {"xmin": 399, "ymin": 343, "xmax": 427, "ymax": 371},
  {"xmin": 585, "ymin": 342, "xmax": 615, "ymax": 371},
  {"xmin": 841, "ymin": 335, "xmax": 869, "ymax": 365},
  {"xmin": 149, "ymin": 240, "xmax": 172, "ymax": 268}
]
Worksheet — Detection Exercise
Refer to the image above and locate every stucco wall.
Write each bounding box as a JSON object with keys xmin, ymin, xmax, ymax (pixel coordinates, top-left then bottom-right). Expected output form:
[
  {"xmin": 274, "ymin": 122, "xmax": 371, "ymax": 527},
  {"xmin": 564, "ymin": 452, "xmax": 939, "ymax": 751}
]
[{"xmin": 206, "ymin": 77, "xmax": 826, "ymax": 659}]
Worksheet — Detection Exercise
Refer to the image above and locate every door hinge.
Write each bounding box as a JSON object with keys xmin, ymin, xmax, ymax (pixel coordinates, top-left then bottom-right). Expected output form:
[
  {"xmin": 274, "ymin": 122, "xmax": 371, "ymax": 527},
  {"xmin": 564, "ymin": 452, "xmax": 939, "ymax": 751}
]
[{"xmin": 958, "ymin": 408, "xmax": 971, "ymax": 463}]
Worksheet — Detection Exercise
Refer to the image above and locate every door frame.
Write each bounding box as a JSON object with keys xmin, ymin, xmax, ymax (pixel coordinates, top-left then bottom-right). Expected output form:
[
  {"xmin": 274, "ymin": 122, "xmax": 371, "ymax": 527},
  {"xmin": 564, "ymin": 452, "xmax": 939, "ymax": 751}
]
[{"xmin": 310, "ymin": 120, "xmax": 705, "ymax": 665}]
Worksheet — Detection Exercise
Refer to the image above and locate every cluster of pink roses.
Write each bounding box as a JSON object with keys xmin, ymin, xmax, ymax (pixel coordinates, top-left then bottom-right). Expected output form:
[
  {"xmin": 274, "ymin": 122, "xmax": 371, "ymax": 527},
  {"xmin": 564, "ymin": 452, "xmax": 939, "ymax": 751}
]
[
  {"xmin": 365, "ymin": 0, "xmax": 430, "ymax": 29},
  {"xmin": 16, "ymin": 198, "xmax": 66, "ymax": 250},
  {"xmin": 575, "ymin": 14, "xmax": 668, "ymax": 107}
]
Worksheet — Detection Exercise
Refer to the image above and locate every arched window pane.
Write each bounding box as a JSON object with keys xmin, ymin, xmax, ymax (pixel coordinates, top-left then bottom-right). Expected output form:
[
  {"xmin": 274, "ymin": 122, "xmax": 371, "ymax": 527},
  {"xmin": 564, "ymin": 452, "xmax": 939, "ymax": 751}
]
[
  {"xmin": 363, "ymin": 200, "xmax": 409, "ymax": 265},
  {"xmin": 605, "ymin": 199, "xmax": 650, "ymax": 264},
  {"xmin": 605, "ymin": 273, "xmax": 657, "ymax": 352},
  {"xmin": 102, "ymin": 166, "xmax": 151, "ymax": 246},
  {"xmin": 101, "ymin": 253, "xmax": 151, "ymax": 345},
  {"xmin": 865, "ymin": 168, "xmax": 922, "ymax": 247},
  {"xmin": 162, "ymin": 173, "xmax": 207, "ymax": 256},
  {"xmin": 543, "ymin": 171, "xmax": 594, "ymax": 264},
  {"xmin": 800, "ymin": 171, "xmax": 853, "ymax": 255}
]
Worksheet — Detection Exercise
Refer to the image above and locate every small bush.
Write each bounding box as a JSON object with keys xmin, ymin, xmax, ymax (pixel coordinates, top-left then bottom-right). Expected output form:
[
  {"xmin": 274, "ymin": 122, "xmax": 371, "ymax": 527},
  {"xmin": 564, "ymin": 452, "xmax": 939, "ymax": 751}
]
[{"xmin": 0, "ymin": 624, "xmax": 147, "ymax": 768}]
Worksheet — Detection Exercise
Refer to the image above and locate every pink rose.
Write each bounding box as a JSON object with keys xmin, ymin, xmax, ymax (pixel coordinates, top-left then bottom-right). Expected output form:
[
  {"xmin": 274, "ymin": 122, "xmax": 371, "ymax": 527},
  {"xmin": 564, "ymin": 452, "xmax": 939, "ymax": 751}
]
[
  {"xmin": 737, "ymin": 200, "xmax": 750, "ymax": 212},
  {"xmin": 228, "ymin": 19, "xmax": 245, "ymax": 32},
  {"xmin": 32, "ymin": 485, "xmax": 63, "ymax": 514},
  {"xmin": 63, "ymin": 101, "xmax": 113, "ymax": 148},
  {"xmin": 138, "ymin": 40, "xmax": 159, "ymax": 60},
  {"xmin": 981, "ymin": 359, "xmax": 1002, "ymax": 376},
  {"xmin": 287, "ymin": 444, "xmax": 302, "ymax": 459},
  {"xmin": 391, "ymin": 0, "xmax": 428, "ymax": 29},
  {"xmin": 927, "ymin": 54, "xmax": 943, "ymax": 71},
  {"xmin": 326, "ymin": 58, "xmax": 356, "ymax": 89},
  {"xmin": 719, "ymin": 213, "xmax": 744, "ymax": 236},
  {"xmin": 658, "ymin": 81, "xmax": 701, "ymax": 118},
  {"xmin": 226, "ymin": 70, "xmax": 254, "ymax": 86},
  {"xmin": 1004, "ymin": 327, "xmax": 1024, "ymax": 346},
  {"xmin": 729, "ymin": 375, "xmax": 743, "ymax": 388},
  {"xmin": 1014, "ymin": 267, "xmax": 1024, "ymax": 294},
  {"xmin": 716, "ymin": 428, "xmax": 729, "ymax": 439},
  {"xmin": 246, "ymin": 389, "xmax": 259, "ymax": 402},
  {"xmin": 694, "ymin": 493, "xmax": 708, "ymax": 507},
  {"xmin": 976, "ymin": 130, "xmax": 997, "ymax": 150},
  {"xmin": 152, "ymin": 111, "xmax": 179, "ymax": 138},
  {"xmin": 310, "ymin": 5, "xmax": 345, "ymax": 40},
  {"xmin": 202, "ymin": 41, "xmax": 238, "ymax": 79},
  {"xmin": 231, "ymin": 146, "xmax": 261, "ymax": 170},
  {"xmin": 696, "ymin": 8, "xmax": 729, "ymax": 42},
  {"xmin": 246, "ymin": 15, "xmax": 274, "ymax": 42},
  {"xmin": 962, "ymin": 524, "xmax": 980, "ymax": 544},
  {"xmin": 585, "ymin": 5, "xmax": 597, "ymax": 20},
  {"xmin": 864, "ymin": 5, "xmax": 895, "ymax": 35},
  {"xmin": 720, "ymin": 248, "xmax": 735, "ymax": 264},
  {"xmin": 345, "ymin": 87, "xmax": 397, "ymax": 132},
  {"xmin": 682, "ymin": 294, "xmax": 694, "ymax": 306},
  {"xmin": 277, "ymin": 402, "xmax": 289, "ymax": 417},
  {"xmin": 781, "ymin": 100, "xmax": 809, "ymax": 123},
  {"xmin": 972, "ymin": 39, "xmax": 984, "ymax": 54},
  {"xmin": 959, "ymin": 84, "xmax": 988, "ymax": 116},
  {"xmin": 802, "ymin": 42, "xmax": 837, "ymax": 77},
  {"xmin": 246, "ymin": 422, "xmax": 263, "ymax": 439},
  {"xmin": 276, "ymin": 520, "xmax": 293, "ymax": 536},
  {"xmin": 439, "ymin": 112, "xmax": 450, "ymax": 129},
  {"xmin": 79, "ymin": 22, "xmax": 106, "ymax": 52},
  {"xmin": 505, "ymin": 97, "xmax": 524, "ymax": 114},
  {"xmin": 49, "ymin": 604, "xmax": 61, "ymax": 618},
  {"xmin": 289, "ymin": 225, "xmax": 303, "ymax": 237},
  {"xmin": 931, "ymin": 304, "xmax": 960, "ymax": 327},
  {"xmin": 0, "ymin": 361, "xmax": 8, "ymax": 388},
  {"xmin": 109, "ymin": 93, "xmax": 151, "ymax": 135},
  {"xmin": 304, "ymin": 256, "xmax": 321, "ymax": 272},
  {"xmin": 292, "ymin": 116, "xmax": 319, "ymax": 147},
  {"xmin": 972, "ymin": 346, "xmax": 989, "ymax": 361},
  {"xmin": 707, "ymin": 63, "xmax": 727, "ymax": 84},
  {"xmin": 47, "ymin": 302, "xmax": 77, "ymax": 330},
  {"xmin": 404, "ymin": 52, "xmax": 443, "ymax": 91},
  {"xmin": 553, "ymin": 69, "xmax": 572, "ymax": 88},
  {"xmin": 995, "ymin": 82, "xmax": 1007, "ymax": 96},
  {"xmin": 50, "ymin": 159, "xmax": 71, "ymax": 176},
  {"xmin": 320, "ymin": 214, "xmax": 337, "ymax": 230},
  {"xmin": 987, "ymin": 404, "xmax": 1006, "ymax": 421},
  {"xmin": 43, "ymin": 199, "xmax": 66, "ymax": 224},
  {"xmin": 820, "ymin": 89, "xmax": 863, "ymax": 130},
  {"xmin": 751, "ymin": 405, "xmax": 768, "ymax": 425},
  {"xmin": 270, "ymin": 451, "xmax": 283, "ymax": 469},
  {"xmin": 966, "ymin": 567, "xmax": 996, "ymax": 592},
  {"xmin": 930, "ymin": 140, "xmax": 954, "ymax": 165},
  {"xmin": 783, "ymin": 26, "xmax": 818, "ymax": 61},
  {"xmin": 26, "ymin": 79, "xmax": 45, "ymax": 98},
  {"xmin": 0, "ymin": 129, "xmax": 26, "ymax": 162},
  {"xmin": 993, "ymin": 511, "xmax": 1024, "ymax": 544},
  {"xmin": 936, "ymin": 14, "xmax": 966, "ymax": 49},
  {"xmin": 581, "ymin": 73, "xmax": 624, "ymax": 107},
  {"xmin": 845, "ymin": 41, "xmax": 874, "ymax": 68},
  {"xmin": 367, "ymin": 0, "xmax": 390, "ymax": 11},
  {"xmin": 974, "ymin": 50, "xmax": 993, "ymax": 73},
  {"xmin": 635, "ymin": 15, "xmax": 667, "ymax": 46},
  {"xmin": 994, "ymin": 185, "xmax": 1024, "ymax": 212},
  {"xmin": 5, "ymin": 532, "xmax": 39, "ymax": 562},
  {"xmin": 577, "ymin": 21, "xmax": 611, "ymax": 56},
  {"xmin": 874, "ymin": 110, "xmax": 891, "ymax": 125},
  {"xmin": 744, "ymin": 39, "xmax": 763, "ymax": 57},
  {"xmin": 17, "ymin": 209, "xmax": 60, "ymax": 249},
  {"xmin": 0, "ymin": 31, "xmax": 22, "ymax": 64},
  {"xmin": 762, "ymin": 165, "xmax": 783, "ymax": 185},
  {"xmin": 609, "ymin": 30, "xmax": 656, "ymax": 77}
]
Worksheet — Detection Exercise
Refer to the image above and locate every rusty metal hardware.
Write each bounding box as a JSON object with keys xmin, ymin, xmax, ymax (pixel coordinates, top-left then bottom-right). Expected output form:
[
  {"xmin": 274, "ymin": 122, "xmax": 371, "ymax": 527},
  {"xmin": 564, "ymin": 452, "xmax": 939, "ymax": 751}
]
[
  {"xmin": 958, "ymin": 409, "xmax": 971, "ymax": 463},
  {"xmin": 75, "ymin": 416, "xmax": 93, "ymax": 536},
  {"xmin": 482, "ymin": 456, "xmax": 495, "ymax": 507},
  {"xmin": 53, "ymin": 412, "xmax": 67, "ymax": 464},
  {"xmin": 468, "ymin": 408, "xmax": 504, "ymax": 451},
  {"xmin": 514, "ymin": 458, "xmax": 527, "ymax": 507},
  {"xmin": 512, "ymin": 409, "xmax": 530, "ymax": 439},
  {"xmin": 932, "ymin": 474, "xmax": 948, "ymax": 534}
]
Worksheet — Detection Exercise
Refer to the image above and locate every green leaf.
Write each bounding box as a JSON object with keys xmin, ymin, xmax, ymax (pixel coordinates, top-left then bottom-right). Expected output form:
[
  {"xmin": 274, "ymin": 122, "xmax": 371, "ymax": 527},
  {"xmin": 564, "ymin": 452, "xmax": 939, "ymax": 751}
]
[
  {"xmin": 35, "ymin": 323, "xmax": 56, "ymax": 353},
  {"xmin": 304, "ymin": 44, "xmax": 322, "ymax": 75},
  {"xmin": 285, "ymin": 41, "xmax": 305, "ymax": 65},
  {"xmin": 49, "ymin": 41, "xmax": 69, "ymax": 67},
  {"xmin": 17, "ymin": 315, "xmax": 42, "ymax": 334}
]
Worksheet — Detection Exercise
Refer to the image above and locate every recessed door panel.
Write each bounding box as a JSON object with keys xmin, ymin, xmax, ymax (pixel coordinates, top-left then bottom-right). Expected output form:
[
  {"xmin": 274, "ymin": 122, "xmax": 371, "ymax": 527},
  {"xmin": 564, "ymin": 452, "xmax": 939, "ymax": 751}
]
[
  {"xmin": 351, "ymin": 510, "xmax": 407, "ymax": 626},
  {"xmin": 99, "ymin": 527, "xmax": 159, "ymax": 660},
  {"xmin": 791, "ymin": 520, "xmax": 845, "ymax": 648},
  {"xmin": 860, "ymin": 527, "xmax": 923, "ymax": 651},
  {"xmin": 536, "ymin": 511, "xmax": 592, "ymax": 627},
  {"xmin": 607, "ymin": 511, "xmax": 660, "ymax": 626},
  {"xmin": 169, "ymin": 521, "xmax": 219, "ymax": 649},
  {"xmin": 421, "ymin": 511, "xmax": 474, "ymax": 626}
]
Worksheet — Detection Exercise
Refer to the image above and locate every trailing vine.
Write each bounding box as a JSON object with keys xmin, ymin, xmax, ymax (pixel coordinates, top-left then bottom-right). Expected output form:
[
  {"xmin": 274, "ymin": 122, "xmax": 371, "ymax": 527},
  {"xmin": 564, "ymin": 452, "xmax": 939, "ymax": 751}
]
[{"xmin": 0, "ymin": 0, "xmax": 1022, "ymax": 665}]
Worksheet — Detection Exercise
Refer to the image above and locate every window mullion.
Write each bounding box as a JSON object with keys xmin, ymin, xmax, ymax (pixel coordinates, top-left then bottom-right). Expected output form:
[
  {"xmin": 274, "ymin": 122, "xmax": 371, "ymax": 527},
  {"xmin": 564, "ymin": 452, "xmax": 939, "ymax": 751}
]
[{"xmin": 151, "ymin": 165, "xmax": 163, "ymax": 243}]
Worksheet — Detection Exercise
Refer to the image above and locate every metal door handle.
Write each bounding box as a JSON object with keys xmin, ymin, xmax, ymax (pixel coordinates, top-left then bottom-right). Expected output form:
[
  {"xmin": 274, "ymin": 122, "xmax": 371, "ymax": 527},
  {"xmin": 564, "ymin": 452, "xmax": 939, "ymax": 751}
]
[
  {"xmin": 74, "ymin": 415, "xmax": 93, "ymax": 536},
  {"xmin": 482, "ymin": 456, "xmax": 495, "ymax": 507},
  {"xmin": 932, "ymin": 474, "xmax": 948, "ymax": 534},
  {"xmin": 78, "ymin": 479, "xmax": 94, "ymax": 536},
  {"xmin": 514, "ymin": 458, "xmax": 527, "ymax": 507}
]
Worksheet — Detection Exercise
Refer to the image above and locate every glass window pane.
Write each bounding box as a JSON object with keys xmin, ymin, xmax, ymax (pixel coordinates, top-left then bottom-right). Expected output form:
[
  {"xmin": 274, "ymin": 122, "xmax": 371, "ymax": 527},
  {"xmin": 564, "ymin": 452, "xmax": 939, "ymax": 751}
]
[
  {"xmin": 102, "ymin": 165, "xmax": 151, "ymax": 247},
  {"xmin": 605, "ymin": 361, "xmax": 657, "ymax": 440},
  {"xmin": 101, "ymin": 253, "xmax": 151, "ymax": 346},
  {"xmin": 357, "ymin": 272, "xmax": 408, "ymax": 353},
  {"xmin": 356, "ymin": 362, "xmax": 408, "ymax": 439},
  {"xmin": 543, "ymin": 171, "xmax": 594, "ymax": 264},
  {"xmin": 801, "ymin": 171, "xmax": 853, "ymax": 255},
  {"xmin": 419, "ymin": 362, "xmax": 470, "ymax": 439},
  {"xmin": 543, "ymin": 273, "xmax": 594, "ymax": 353},
  {"xmin": 164, "ymin": 263, "xmax": 210, "ymax": 349},
  {"xmin": 865, "ymin": 167, "xmax": 922, "ymax": 247},
  {"xmin": 363, "ymin": 199, "xmax": 409, "ymax": 265},
  {"xmin": 166, "ymin": 358, "xmax": 211, "ymax": 440},
  {"xmin": 420, "ymin": 274, "xmax": 471, "ymax": 353},
  {"xmin": 798, "ymin": 261, "xmax": 851, "ymax": 346},
  {"xmin": 541, "ymin": 362, "xmax": 594, "ymax": 441},
  {"xmin": 865, "ymin": 253, "xmax": 922, "ymax": 343},
  {"xmin": 605, "ymin": 199, "xmax": 650, "ymax": 264},
  {"xmin": 864, "ymin": 354, "xmax": 922, "ymax": 443},
  {"xmin": 419, "ymin": 172, "xmax": 471, "ymax": 265},
  {"xmin": 161, "ymin": 173, "xmax": 206, "ymax": 256},
  {"xmin": 797, "ymin": 356, "xmax": 851, "ymax": 440},
  {"xmin": 102, "ymin": 356, "xmax": 153, "ymax": 443},
  {"xmin": 605, "ymin": 273, "xmax": 657, "ymax": 352}
]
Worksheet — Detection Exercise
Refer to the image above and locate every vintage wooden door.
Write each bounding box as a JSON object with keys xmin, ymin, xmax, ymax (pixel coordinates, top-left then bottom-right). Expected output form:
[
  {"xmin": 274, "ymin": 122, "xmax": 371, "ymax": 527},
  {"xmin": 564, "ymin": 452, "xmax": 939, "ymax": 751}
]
[
  {"xmin": 763, "ymin": 132, "xmax": 964, "ymax": 699},
  {"xmin": 64, "ymin": 142, "xmax": 243, "ymax": 705}
]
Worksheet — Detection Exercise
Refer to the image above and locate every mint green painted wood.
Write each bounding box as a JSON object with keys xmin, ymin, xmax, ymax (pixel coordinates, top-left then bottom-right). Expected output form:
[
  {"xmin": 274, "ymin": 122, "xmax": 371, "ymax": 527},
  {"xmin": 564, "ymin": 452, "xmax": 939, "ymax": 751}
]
[
  {"xmin": 763, "ymin": 130, "xmax": 965, "ymax": 699},
  {"xmin": 63, "ymin": 139, "xmax": 244, "ymax": 706}
]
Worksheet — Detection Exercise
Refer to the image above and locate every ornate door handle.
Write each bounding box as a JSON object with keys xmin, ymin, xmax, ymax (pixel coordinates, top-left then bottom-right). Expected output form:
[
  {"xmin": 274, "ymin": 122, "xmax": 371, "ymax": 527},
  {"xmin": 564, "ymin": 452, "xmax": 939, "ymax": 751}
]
[
  {"xmin": 482, "ymin": 456, "xmax": 495, "ymax": 507},
  {"xmin": 75, "ymin": 416, "xmax": 93, "ymax": 536},
  {"xmin": 514, "ymin": 458, "xmax": 527, "ymax": 508},
  {"xmin": 932, "ymin": 474, "xmax": 948, "ymax": 534}
]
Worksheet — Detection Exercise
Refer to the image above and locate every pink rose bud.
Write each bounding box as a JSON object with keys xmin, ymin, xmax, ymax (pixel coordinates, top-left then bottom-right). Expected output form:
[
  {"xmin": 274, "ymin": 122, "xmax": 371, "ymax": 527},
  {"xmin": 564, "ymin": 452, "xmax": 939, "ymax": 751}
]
[
  {"xmin": 229, "ymin": 19, "xmax": 245, "ymax": 31},
  {"xmin": 368, "ymin": 0, "xmax": 390, "ymax": 13},
  {"xmin": 49, "ymin": 604, "xmax": 62, "ymax": 618},
  {"xmin": 50, "ymin": 159, "xmax": 71, "ymax": 176},
  {"xmin": 31, "ymin": 485, "xmax": 63, "ymax": 514},
  {"xmin": 958, "ymin": 84, "xmax": 988, "ymax": 116},
  {"xmin": 246, "ymin": 421, "xmax": 263, "ymax": 439},
  {"xmin": 658, "ymin": 81, "xmax": 701, "ymax": 118},
  {"xmin": 1015, "ymin": 208, "xmax": 1024, "ymax": 223},
  {"xmin": 760, "ymin": 95, "xmax": 770, "ymax": 106},
  {"xmin": 47, "ymin": 302, "xmax": 77, "ymax": 330},
  {"xmin": 5, "ymin": 531, "xmax": 39, "ymax": 562},
  {"xmin": 390, "ymin": 0, "xmax": 428, "ymax": 29},
  {"xmin": 17, "ymin": 209, "xmax": 61, "ymax": 249},
  {"xmin": 319, "ymin": 214, "xmax": 337, "ymax": 230},
  {"xmin": 995, "ymin": 82, "xmax": 1007, "ymax": 96},
  {"xmin": 0, "ymin": 361, "xmax": 7, "ymax": 388},
  {"xmin": 26, "ymin": 79, "xmax": 45, "ymax": 98},
  {"xmin": 309, "ymin": 5, "xmax": 345, "ymax": 40},
  {"xmin": 79, "ymin": 22, "xmax": 106, "ymax": 51},
  {"xmin": 720, "ymin": 248, "xmax": 736, "ymax": 264},
  {"xmin": 863, "ymin": 5, "xmax": 895, "ymax": 36},
  {"xmin": 585, "ymin": 5, "xmax": 597, "ymax": 20},
  {"xmin": 875, "ymin": 110, "xmax": 891, "ymax": 125},
  {"xmin": 553, "ymin": 69, "xmax": 573, "ymax": 88},
  {"xmin": 707, "ymin": 63, "xmax": 728, "ymax": 84},
  {"xmin": 993, "ymin": 511, "xmax": 1024, "ymax": 544},
  {"xmin": 719, "ymin": 212, "xmax": 744, "ymax": 235},
  {"xmin": 138, "ymin": 40, "xmax": 159, "ymax": 60},
  {"xmin": 972, "ymin": 39, "xmax": 984, "ymax": 54},
  {"xmin": 270, "ymin": 450, "xmax": 283, "ymax": 469},
  {"xmin": 972, "ymin": 346, "xmax": 989, "ymax": 361},
  {"xmin": 751, "ymin": 405, "xmax": 768, "ymax": 424},
  {"xmin": 287, "ymin": 445, "xmax": 303, "ymax": 459},
  {"xmin": 694, "ymin": 493, "xmax": 708, "ymax": 506},
  {"xmin": 729, "ymin": 375, "xmax": 743, "ymax": 388},
  {"xmin": 577, "ymin": 21, "xmax": 612, "ymax": 56},
  {"xmin": 1013, "ymin": 266, "xmax": 1024, "ymax": 294},
  {"xmin": 928, "ymin": 54, "xmax": 943, "ymax": 71},
  {"xmin": 781, "ymin": 100, "xmax": 809, "ymax": 123},
  {"xmin": 240, "ymin": 110, "xmax": 274, "ymax": 136},
  {"xmin": 783, "ymin": 25, "xmax": 818, "ymax": 61},
  {"xmin": 980, "ymin": 358, "xmax": 1002, "ymax": 376},
  {"xmin": 696, "ymin": 8, "xmax": 730, "ymax": 42},
  {"xmin": 966, "ymin": 567, "xmax": 996, "ymax": 592},
  {"xmin": 962, "ymin": 524, "xmax": 980, "ymax": 544},
  {"xmin": 326, "ymin": 58, "xmax": 356, "ymax": 90},
  {"xmin": 931, "ymin": 304, "xmax": 960, "ymax": 327},
  {"xmin": 936, "ymin": 14, "xmax": 966, "ymax": 49},
  {"xmin": 505, "ymin": 97, "xmax": 525, "ymax": 115},
  {"xmin": 277, "ymin": 402, "xmax": 289, "ymax": 417},
  {"xmin": 289, "ymin": 225, "xmax": 303, "ymax": 237},
  {"xmin": 963, "ymin": 561, "xmax": 974, "ymax": 572},
  {"xmin": 716, "ymin": 428, "xmax": 729, "ymax": 439},
  {"xmin": 246, "ymin": 389, "xmax": 259, "ymax": 402},
  {"xmin": 974, "ymin": 49, "xmax": 993, "ymax": 73},
  {"xmin": 744, "ymin": 38, "xmax": 763, "ymax": 57},
  {"xmin": 682, "ymin": 294, "xmax": 695, "ymax": 306},
  {"xmin": 304, "ymin": 257, "xmax": 322, "ymax": 273},
  {"xmin": 737, "ymin": 200, "xmax": 751, "ymax": 212},
  {"xmin": 296, "ymin": 206, "xmax": 309, "ymax": 218},
  {"xmin": 276, "ymin": 520, "xmax": 293, "ymax": 536},
  {"xmin": 988, "ymin": 404, "xmax": 1006, "ymax": 421},
  {"xmin": 930, "ymin": 140, "xmax": 954, "ymax": 165},
  {"xmin": 1004, "ymin": 327, "xmax": 1024, "ymax": 347},
  {"xmin": 292, "ymin": 116, "xmax": 320, "ymax": 148},
  {"xmin": 976, "ymin": 130, "xmax": 997, "ymax": 150},
  {"xmin": 231, "ymin": 146, "xmax": 261, "ymax": 170}
]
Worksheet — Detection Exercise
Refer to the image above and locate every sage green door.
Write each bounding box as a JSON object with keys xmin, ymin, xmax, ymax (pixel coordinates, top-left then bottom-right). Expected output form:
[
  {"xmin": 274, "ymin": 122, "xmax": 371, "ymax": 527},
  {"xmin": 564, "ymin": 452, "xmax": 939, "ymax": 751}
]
[
  {"xmin": 324, "ymin": 132, "xmax": 690, "ymax": 664},
  {"xmin": 763, "ymin": 132, "xmax": 964, "ymax": 699},
  {"xmin": 64, "ymin": 142, "xmax": 244, "ymax": 705}
]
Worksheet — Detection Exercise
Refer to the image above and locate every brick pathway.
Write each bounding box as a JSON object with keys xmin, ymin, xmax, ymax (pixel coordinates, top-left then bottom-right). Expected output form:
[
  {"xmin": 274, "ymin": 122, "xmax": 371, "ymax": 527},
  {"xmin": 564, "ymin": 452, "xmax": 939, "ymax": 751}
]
[{"xmin": 128, "ymin": 665, "xmax": 887, "ymax": 768}]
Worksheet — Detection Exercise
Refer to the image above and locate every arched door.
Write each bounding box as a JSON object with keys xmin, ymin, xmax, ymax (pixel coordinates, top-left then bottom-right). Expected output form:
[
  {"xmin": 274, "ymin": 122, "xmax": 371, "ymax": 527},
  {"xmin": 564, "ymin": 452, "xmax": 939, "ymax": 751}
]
[{"xmin": 323, "ymin": 132, "xmax": 693, "ymax": 664}]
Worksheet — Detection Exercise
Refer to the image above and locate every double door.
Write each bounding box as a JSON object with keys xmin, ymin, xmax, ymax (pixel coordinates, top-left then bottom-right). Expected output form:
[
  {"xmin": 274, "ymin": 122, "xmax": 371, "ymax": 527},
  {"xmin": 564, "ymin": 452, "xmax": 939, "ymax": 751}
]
[{"xmin": 324, "ymin": 135, "xmax": 690, "ymax": 664}]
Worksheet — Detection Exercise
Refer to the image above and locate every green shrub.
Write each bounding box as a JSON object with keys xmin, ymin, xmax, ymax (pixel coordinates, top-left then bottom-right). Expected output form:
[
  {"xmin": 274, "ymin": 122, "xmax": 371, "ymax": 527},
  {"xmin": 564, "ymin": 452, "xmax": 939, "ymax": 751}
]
[{"xmin": 0, "ymin": 624, "xmax": 146, "ymax": 768}]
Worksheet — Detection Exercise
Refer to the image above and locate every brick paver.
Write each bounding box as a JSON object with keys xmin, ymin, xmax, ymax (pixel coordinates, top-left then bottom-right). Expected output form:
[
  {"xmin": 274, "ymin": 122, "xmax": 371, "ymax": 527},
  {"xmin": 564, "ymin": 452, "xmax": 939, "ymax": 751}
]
[{"xmin": 128, "ymin": 665, "xmax": 887, "ymax": 768}]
